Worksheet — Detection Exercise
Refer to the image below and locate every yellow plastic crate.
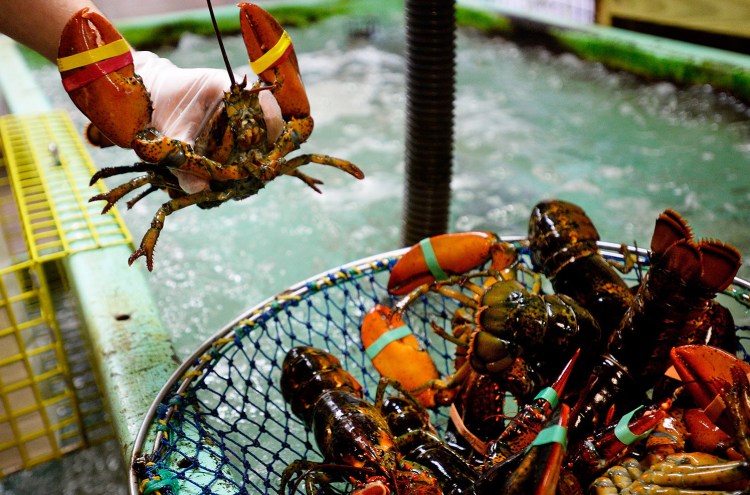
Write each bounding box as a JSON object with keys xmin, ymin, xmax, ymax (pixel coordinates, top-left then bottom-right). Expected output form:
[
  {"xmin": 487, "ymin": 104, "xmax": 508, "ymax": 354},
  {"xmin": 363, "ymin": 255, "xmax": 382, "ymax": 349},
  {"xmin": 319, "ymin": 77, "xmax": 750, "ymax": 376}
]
[{"xmin": 0, "ymin": 111, "xmax": 132, "ymax": 475}]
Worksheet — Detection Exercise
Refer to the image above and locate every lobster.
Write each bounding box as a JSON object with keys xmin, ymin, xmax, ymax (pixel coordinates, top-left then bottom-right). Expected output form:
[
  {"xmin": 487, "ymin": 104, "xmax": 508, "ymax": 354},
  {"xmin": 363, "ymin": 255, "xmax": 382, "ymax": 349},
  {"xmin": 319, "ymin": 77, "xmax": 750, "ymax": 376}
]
[
  {"xmin": 392, "ymin": 273, "xmax": 601, "ymax": 397},
  {"xmin": 606, "ymin": 209, "xmax": 741, "ymax": 386},
  {"xmin": 567, "ymin": 209, "xmax": 742, "ymax": 441},
  {"xmin": 279, "ymin": 346, "xmax": 442, "ymax": 495},
  {"xmin": 57, "ymin": 2, "xmax": 364, "ymax": 270},
  {"xmin": 527, "ymin": 199, "xmax": 636, "ymax": 338}
]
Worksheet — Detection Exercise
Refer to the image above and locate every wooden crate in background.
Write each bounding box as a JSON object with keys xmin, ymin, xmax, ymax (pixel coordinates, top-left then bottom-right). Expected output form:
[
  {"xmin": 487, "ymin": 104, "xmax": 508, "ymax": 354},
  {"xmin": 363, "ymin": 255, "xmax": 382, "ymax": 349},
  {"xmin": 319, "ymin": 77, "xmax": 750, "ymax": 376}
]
[{"xmin": 595, "ymin": 0, "xmax": 750, "ymax": 54}]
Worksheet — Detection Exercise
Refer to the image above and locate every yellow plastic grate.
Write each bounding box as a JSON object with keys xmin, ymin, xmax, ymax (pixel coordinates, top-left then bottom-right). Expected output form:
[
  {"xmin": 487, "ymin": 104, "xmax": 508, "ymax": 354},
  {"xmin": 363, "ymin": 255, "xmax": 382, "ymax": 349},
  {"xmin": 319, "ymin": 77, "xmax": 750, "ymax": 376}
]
[
  {"xmin": 0, "ymin": 110, "xmax": 131, "ymax": 262},
  {"xmin": 0, "ymin": 110, "xmax": 131, "ymax": 475},
  {"xmin": 0, "ymin": 258, "xmax": 83, "ymax": 475}
]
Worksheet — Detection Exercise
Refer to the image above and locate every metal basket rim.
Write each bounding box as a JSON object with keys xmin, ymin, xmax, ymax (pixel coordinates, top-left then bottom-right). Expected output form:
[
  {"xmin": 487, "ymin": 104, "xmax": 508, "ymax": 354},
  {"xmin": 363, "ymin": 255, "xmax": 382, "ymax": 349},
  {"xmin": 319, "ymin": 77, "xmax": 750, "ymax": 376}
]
[{"xmin": 128, "ymin": 237, "xmax": 749, "ymax": 495}]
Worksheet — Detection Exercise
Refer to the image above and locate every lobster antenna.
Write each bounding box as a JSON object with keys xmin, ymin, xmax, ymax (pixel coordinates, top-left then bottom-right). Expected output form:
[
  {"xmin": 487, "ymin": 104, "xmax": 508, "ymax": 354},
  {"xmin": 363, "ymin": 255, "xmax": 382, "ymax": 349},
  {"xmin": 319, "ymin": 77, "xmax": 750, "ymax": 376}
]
[{"xmin": 207, "ymin": 0, "xmax": 236, "ymax": 87}]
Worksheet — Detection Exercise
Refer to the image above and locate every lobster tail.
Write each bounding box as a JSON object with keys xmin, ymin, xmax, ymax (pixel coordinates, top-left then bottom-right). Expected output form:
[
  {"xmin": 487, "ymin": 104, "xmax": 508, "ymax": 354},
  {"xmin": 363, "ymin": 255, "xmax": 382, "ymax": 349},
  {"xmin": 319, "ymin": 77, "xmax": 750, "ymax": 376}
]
[
  {"xmin": 698, "ymin": 240, "xmax": 742, "ymax": 293},
  {"xmin": 650, "ymin": 208, "xmax": 692, "ymax": 256},
  {"xmin": 660, "ymin": 239, "xmax": 702, "ymax": 283}
]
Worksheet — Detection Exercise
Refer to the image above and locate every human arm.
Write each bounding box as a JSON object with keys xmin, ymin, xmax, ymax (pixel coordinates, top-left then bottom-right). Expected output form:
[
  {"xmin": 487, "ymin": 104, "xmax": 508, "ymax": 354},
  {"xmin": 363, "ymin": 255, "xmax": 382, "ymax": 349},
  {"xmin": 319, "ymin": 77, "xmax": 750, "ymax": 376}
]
[{"xmin": 0, "ymin": 0, "xmax": 101, "ymax": 63}]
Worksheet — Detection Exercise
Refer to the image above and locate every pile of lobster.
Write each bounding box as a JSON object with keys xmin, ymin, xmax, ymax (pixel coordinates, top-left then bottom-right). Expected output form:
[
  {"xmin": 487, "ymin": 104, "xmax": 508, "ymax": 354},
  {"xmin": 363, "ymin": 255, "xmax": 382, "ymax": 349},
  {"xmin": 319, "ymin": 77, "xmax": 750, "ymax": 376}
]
[{"xmin": 279, "ymin": 199, "xmax": 749, "ymax": 495}]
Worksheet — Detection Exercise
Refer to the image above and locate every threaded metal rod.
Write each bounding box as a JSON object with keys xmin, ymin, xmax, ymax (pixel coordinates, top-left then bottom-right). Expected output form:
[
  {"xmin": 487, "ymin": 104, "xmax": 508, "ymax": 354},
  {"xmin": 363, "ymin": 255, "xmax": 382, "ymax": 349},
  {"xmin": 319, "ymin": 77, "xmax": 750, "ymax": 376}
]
[{"xmin": 400, "ymin": 0, "xmax": 456, "ymax": 246}]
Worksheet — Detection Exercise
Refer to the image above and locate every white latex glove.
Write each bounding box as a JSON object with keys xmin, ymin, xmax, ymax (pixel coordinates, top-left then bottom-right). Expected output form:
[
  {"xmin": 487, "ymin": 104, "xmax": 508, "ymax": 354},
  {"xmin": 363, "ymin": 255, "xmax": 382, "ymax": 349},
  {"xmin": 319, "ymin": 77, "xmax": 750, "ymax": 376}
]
[{"xmin": 132, "ymin": 51, "xmax": 284, "ymax": 192}]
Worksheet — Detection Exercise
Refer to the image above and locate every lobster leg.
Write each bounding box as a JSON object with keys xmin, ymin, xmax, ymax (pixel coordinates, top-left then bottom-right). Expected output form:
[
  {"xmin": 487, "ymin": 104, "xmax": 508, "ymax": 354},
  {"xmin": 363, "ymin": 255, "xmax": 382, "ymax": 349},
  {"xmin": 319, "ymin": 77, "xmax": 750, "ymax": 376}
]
[
  {"xmin": 128, "ymin": 188, "xmax": 235, "ymax": 271},
  {"xmin": 57, "ymin": 8, "xmax": 151, "ymax": 149},
  {"xmin": 286, "ymin": 170, "xmax": 324, "ymax": 193},
  {"xmin": 239, "ymin": 3, "xmax": 314, "ymax": 153},
  {"xmin": 91, "ymin": 175, "xmax": 156, "ymax": 214},
  {"xmin": 89, "ymin": 162, "xmax": 164, "ymax": 185},
  {"xmin": 275, "ymin": 153, "xmax": 365, "ymax": 181}
]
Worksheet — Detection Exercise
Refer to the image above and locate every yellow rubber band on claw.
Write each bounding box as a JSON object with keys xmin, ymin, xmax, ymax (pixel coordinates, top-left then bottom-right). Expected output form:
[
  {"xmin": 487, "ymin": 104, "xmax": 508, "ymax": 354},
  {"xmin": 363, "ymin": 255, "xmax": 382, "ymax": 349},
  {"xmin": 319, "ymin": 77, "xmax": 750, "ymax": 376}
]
[
  {"xmin": 57, "ymin": 38, "xmax": 130, "ymax": 72},
  {"xmin": 250, "ymin": 30, "xmax": 292, "ymax": 74}
]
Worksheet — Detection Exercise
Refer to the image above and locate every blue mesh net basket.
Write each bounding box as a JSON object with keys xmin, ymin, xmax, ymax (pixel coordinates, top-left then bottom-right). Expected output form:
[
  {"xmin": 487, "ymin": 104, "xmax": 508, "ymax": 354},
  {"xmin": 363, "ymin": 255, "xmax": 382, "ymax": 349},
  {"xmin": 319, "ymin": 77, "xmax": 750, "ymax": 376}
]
[{"xmin": 128, "ymin": 239, "xmax": 750, "ymax": 495}]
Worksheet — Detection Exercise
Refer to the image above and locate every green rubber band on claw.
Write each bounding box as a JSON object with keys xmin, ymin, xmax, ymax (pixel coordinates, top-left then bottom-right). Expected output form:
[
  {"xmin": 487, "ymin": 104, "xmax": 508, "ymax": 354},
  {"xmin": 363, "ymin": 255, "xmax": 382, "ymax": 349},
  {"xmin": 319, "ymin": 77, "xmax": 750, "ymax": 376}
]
[
  {"xmin": 614, "ymin": 406, "xmax": 647, "ymax": 445},
  {"xmin": 365, "ymin": 326, "xmax": 413, "ymax": 360},
  {"xmin": 528, "ymin": 424, "xmax": 567, "ymax": 451},
  {"xmin": 533, "ymin": 387, "xmax": 559, "ymax": 409},
  {"xmin": 143, "ymin": 469, "xmax": 180, "ymax": 495},
  {"xmin": 419, "ymin": 238, "xmax": 449, "ymax": 281}
]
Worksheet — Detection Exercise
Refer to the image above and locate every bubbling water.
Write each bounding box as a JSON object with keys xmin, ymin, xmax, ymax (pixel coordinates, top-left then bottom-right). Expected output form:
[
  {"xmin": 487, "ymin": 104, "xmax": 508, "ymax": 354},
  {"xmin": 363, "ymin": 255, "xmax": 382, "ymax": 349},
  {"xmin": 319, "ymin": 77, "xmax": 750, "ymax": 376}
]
[{"xmin": 31, "ymin": 13, "xmax": 750, "ymax": 358}]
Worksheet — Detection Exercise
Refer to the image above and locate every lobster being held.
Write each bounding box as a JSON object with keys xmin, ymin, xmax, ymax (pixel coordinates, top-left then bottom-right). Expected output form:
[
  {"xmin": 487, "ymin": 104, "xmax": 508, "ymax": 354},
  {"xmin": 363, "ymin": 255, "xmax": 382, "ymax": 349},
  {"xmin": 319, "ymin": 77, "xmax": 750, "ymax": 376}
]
[{"xmin": 57, "ymin": 3, "xmax": 364, "ymax": 270}]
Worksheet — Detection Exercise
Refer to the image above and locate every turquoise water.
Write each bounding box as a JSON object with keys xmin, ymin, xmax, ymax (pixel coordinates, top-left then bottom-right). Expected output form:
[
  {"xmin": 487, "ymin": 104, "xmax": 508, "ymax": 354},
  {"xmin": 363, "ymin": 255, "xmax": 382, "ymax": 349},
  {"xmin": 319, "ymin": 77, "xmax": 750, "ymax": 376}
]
[{"xmin": 34, "ymin": 15, "xmax": 750, "ymax": 360}]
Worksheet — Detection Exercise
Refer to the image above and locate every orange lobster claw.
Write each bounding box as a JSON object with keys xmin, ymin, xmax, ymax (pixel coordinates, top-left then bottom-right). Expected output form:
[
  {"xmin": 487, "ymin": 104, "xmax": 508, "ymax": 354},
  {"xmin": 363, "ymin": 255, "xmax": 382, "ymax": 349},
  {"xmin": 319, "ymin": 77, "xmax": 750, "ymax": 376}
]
[
  {"xmin": 57, "ymin": 8, "xmax": 151, "ymax": 148},
  {"xmin": 670, "ymin": 345, "xmax": 750, "ymax": 432},
  {"xmin": 361, "ymin": 304, "xmax": 445, "ymax": 408},
  {"xmin": 683, "ymin": 408, "xmax": 742, "ymax": 460},
  {"xmin": 387, "ymin": 232, "xmax": 515, "ymax": 296},
  {"xmin": 239, "ymin": 3, "xmax": 313, "ymax": 142}
]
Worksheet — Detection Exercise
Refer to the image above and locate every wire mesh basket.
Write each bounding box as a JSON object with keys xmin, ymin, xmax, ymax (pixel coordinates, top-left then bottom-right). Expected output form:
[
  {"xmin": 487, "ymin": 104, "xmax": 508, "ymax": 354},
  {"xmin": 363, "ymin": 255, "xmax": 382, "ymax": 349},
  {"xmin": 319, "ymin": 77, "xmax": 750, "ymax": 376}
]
[{"xmin": 129, "ymin": 239, "xmax": 750, "ymax": 495}]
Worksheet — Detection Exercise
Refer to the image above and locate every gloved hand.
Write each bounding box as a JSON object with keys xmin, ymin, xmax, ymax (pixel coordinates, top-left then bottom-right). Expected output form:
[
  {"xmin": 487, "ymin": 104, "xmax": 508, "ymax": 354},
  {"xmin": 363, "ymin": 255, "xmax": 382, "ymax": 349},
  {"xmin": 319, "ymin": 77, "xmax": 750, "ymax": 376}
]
[
  {"xmin": 133, "ymin": 50, "xmax": 284, "ymax": 147},
  {"xmin": 88, "ymin": 50, "xmax": 285, "ymax": 193}
]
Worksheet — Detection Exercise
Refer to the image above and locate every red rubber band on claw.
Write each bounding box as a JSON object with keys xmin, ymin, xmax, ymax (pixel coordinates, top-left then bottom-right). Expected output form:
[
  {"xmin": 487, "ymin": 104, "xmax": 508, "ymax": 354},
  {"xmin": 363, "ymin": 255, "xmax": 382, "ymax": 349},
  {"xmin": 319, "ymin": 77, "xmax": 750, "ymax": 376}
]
[{"xmin": 61, "ymin": 51, "xmax": 133, "ymax": 92}]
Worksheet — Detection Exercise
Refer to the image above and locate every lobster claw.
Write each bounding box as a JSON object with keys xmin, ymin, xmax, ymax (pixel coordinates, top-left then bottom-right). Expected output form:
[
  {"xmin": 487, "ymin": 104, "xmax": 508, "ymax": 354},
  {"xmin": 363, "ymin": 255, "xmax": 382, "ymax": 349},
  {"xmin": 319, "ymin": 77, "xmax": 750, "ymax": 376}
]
[
  {"xmin": 567, "ymin": 400, "xmax": 670, "ymax": 483},
  {"xmin": 239, "ymin": 3, "xmax": 314, "ymax": 144},
  {"xmin": 505, "ymin": 403, "xmax": 571, "ymax": 495},
  {"xmin": 361, "ymin": 304, "xmax": 451, "ymax": 408},
  {"xmin": 473, "ymin": 405, "xmax": 571, "ymax": 495},
  {"xmin": 57, "ymin": 8, "xmax": 152, "ymax": 148},
  {"xmin": 670, "ymin": 345, "xmax": 750, "ymax": 433},
  {"xmin": 485, "ymin": 349, "xmax": 580, "ymax": 465},
  {"xmin": 387, "ymin": 232, "xmax": 516, "ymax": 295}
]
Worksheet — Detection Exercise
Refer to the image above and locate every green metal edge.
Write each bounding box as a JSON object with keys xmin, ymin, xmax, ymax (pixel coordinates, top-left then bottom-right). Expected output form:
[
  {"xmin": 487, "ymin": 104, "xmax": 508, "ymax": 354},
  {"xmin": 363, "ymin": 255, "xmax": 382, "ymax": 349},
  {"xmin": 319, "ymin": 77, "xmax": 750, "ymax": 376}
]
[
  {"xmin": 0, "ymin": 39, "xmax": 179, "ymax": 461},
  {"xmin": 66, "ymin": 247, "xmax": 180, "ymax": 460},
  {"xmin": 455, "ymin": 2, "xmax": 750, "ymax": 103},
  {"xmin": 114, "ymin": 0, "xmax": 381, "ymax": 50}
]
